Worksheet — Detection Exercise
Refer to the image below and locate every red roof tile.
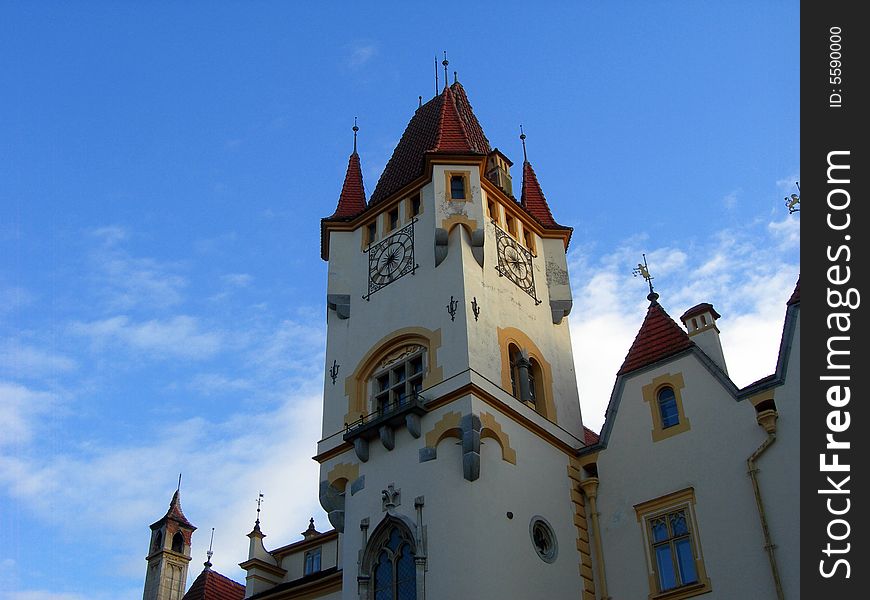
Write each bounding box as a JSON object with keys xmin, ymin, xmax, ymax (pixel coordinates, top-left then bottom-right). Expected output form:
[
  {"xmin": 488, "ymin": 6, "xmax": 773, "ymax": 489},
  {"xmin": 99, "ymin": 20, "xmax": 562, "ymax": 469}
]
[
  {"xmin": 330, "ymin": 152, "xmax": 367, "ymax": 218},
  {"xmin": 182, "ymin": 568, "xmax": 245, "ymax": 600},
  {"xmin": 787, "ymin": 277, "xmax": 800, "ymax": 305},
  {"xmin": 151, "ymin": 490, "xmax": 195, "ymax": 530},
  {"xmin": 520, "ymin": 161, "xmax": 561, "ymax": 228},
  {"xmin": 369, "ymin": 82, "xmax": 490, "ymax": 206},
  {"xmin": 618, "ymin": 300, "xmax": 695, "ymax": 376},
  {"xmin": 583, "ymin": 426, "xmax": 600, "ymax": 446}
]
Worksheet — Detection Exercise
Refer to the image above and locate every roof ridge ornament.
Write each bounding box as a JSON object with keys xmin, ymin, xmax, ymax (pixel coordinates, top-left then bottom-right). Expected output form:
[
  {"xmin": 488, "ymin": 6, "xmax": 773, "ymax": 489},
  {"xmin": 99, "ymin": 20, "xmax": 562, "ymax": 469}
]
[
  {"xmin": 204, "ymin": 527, "xmax": 215, "ymax": 570},
  {"xmin": 353, "ymin": 117, "xmax": 359, "ymax": 154},
  {"xmin": 442, "ymin": 51, "xmax": 449, "ymax": 90},
  {"xmin": 519, "ymin": 125, "xmax": 528, "ymax": 163},
  {"xmin": 632, "ymin": 253, "xmax": 658, "ymax": 302}
]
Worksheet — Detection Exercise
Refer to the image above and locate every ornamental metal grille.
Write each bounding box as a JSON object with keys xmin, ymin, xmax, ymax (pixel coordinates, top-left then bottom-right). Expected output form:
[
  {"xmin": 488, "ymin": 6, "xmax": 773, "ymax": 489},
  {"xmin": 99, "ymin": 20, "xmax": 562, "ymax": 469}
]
[
  {"xmin": 494, "ymin": 223, "xmax": 541, "ymax": 304},
  {"xmin": 364, "ymin": 219, "xmax": 418, "ymax": 301}
]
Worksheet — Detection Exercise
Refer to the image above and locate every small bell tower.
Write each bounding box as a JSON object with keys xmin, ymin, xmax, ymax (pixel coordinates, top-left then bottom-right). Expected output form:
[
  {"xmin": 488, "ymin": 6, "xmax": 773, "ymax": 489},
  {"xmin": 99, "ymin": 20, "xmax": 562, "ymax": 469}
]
[{"xmin": 143, "ymin": 480, "xmax": 196, "ymax": 600}]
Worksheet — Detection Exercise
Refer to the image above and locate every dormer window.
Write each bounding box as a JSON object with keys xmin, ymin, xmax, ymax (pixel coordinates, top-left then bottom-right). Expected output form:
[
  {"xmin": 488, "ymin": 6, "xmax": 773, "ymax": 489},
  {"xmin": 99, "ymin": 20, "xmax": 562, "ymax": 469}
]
[{"xmin": 304, "ymin": 547, "xmax": 322, "ymax": 575}]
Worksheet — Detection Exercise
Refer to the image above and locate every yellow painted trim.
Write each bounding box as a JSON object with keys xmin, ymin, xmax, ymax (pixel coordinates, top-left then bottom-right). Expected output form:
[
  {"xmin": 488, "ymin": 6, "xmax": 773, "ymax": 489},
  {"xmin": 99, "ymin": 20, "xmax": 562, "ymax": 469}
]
[
  {"xmin": 360, "ymin": 219, "xmax": 378, "ymax": 252},
  {"xmin": 405, "ymin": 192, "xmax": 423, "ymax": 221},
  {"xmin": 312, "ymin": 442, "xmax": 353, "ymax": 464},
  {"xmin": 424, "ymin": 411, "xmax": 463, "ymax": 448},
  {"xmin": 497, "ymin": 327, "xmax": 558, "ymax": 422},
  {"xmin": 748, "ymin": 389, "xmax": 776, "ymax": 407},
  {"xmin": 444, "ymin": 170, "xmax": 471, "ymax": 202},
  {"xmin": 642, "ymin": 372, "xmax": 691, "ymax": 442},
  {"xmin": 382, "ymin": 205, "xmax": 401, "ymax": 234},
  {"xmin": 479, "ymin": 411, "xmax": 518, "ymax": 464},
  {"xmin": 564, "ymin": 461, "xmax": 597, "ymax": 599},
  {"xmin": 440, "ymin": 214, "xmax": 478, "ymax": 236},
  {"xmin": 634, "ymin": 487, "xmax": 712, "ymax": 600},
  {"xmin": 343, "ymin": 327, "xmax": 444, "ymax": 424},
  {"xmin": 326, "ymin": 462, "xmax": 359, "ymax": 492}
]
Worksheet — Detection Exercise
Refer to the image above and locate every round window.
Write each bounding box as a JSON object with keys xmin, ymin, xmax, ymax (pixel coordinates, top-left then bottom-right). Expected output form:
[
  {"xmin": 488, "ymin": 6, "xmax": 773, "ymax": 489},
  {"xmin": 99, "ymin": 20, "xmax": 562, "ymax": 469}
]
[{"xmin": 529, "ymin": 516, "xmax": 558, "ymax": 563}]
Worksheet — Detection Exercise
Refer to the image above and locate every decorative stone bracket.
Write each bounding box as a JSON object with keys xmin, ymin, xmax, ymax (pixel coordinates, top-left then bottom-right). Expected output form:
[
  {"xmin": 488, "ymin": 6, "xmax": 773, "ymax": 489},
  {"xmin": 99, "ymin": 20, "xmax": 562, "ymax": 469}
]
[
  {"xmin": 326, "ymin": 294, "xmax": 351, "ymax": 319},
  {"xmin": 434, "ymin": 227, "xmax": 485, "ymax": 268}
]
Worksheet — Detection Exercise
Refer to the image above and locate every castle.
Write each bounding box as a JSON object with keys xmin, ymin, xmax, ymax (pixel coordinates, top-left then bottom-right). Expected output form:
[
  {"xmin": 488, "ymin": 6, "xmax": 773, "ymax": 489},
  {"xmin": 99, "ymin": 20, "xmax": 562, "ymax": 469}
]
[{"xmin": 142, "ymin": 76, "xmax": 800, "ymax": 600}]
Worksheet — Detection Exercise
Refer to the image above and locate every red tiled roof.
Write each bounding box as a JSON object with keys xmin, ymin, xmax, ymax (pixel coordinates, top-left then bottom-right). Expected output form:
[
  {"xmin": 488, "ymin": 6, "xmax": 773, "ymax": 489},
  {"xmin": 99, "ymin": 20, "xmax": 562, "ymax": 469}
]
[
  {"xmin": 182, "ymin": 568, "xmax": 245, "ymax": 600},
  {"xmin": 151, "ymin": 490, "xmax": 195, "ymax": 530},
  {"xmin": 520, "ymin": 161, "xmax": 562, "ymax": 228},
  {"xmin": 583, "ymin": 426, "xmax": 600, "ymax": 446},
  {"xmin": 369, "ymin": 82, "xmax": 490, "ymax": 206},
  {"xmin": 618, "ymin": 300, "xmax": 695, "ymax": 376},
  {"xmin": 787, "ymin": 277, "xmax": 800, "ymax": 305},
  {"xmin": 679, "ymin": 302, "xmax": 720, "ymax": 323},
  {"xmin": 330, "ymin": 152, "xmax": 367, "ymax": 218}
]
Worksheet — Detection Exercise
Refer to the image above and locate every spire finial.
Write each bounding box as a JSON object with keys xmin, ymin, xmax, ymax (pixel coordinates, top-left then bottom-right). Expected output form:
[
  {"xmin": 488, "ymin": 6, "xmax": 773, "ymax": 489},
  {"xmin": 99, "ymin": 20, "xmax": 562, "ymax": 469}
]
[
  {"xmin": 454, "ymin": 70, "xmax": 458, "ymax": 84},
  {"xmin": 255, "ymin": 492, "xmax": 264, "ymax": 526},
  {"xmin": 434, "ymin": 55, "xmax": 439, "ymax": 96},
  {"xmin": 519, "ymin": 125, "xmax": 528, "ymax": 162},
  {"xmin": 204, "ymin": 527, "xmax": 215, "ymax": 569},
  {"xmin": 632, "ymin": 253, "xmax": 658, "ymax": 301},
  {"xmin": 352, "ymin": 117, "xmax": 359, "ymax": 154},
  {"xmin": 442, "ymin": 51, "xmax": 449, "ymax": 89},
  {"xmin": 418, "ymin": 95, "xmax": 422, "ymax": 109},
  {"xmin": 177, "ymin": 473, "xmax": 182, "ymax": 493}
]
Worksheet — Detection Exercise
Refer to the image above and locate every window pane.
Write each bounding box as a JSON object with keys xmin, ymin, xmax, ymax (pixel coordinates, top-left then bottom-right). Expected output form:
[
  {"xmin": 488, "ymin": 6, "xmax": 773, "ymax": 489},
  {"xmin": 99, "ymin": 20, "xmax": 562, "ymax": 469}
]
[
  {"xmin": 451, "ymin": 176, "xmax": 465, "ymax": 199},
  {"xmin": 396, "ymin": 545, "xmax": 416, "ymax": 598},
  {"xmin": 651, "ymin": 517, "xmax": 669, "ymax": 542},
  {"xmin": 675, "ymin": 538, "xmax": 698, "ymax": 585},
  {"xmin": 410, "ymin": 356, "xmax": 423, "ymax": 374},
  {"xmin": 377, "ymin": 374, "xmax": 390, "ymax": 392},
  {"xmin": 658, "ymin": 388, "xmax": 679, "ymax": 428},
  {"xmin": 387, "ymin": 529, "xmax": 403, "ymax": 552},
  {"xmin": 374, "ymin": 551, "xmax": 392, "ymax": 597},
  {"xmin": 655, "ymin": 544, "xmax": 677, "ymax": 591},
  {"xmin": 393, "ymin": 367, "xmax": 406, "ymax": 384},
  {"xmin": 670, "ymin": 511, "xmax": 688, "ymax": 536}
]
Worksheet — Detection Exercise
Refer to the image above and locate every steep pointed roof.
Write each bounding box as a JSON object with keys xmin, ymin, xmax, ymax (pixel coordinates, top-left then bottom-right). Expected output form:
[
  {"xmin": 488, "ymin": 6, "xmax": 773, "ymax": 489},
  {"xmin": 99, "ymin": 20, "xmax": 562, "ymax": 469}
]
[
  {"xmin": 520, "ymin": 161, "xmax": 563, "ymax": 228},
  {"xmin": 583, "ymin": 426, "xmax": 600, "ymax": 446},
  {"xmin": 151, "ymin": 489, "xmax": 196, "ymax": 530},
  {"xmin": 182, "ymin": 567, "xmax": 245, "ymax": 600},
  {"xmin": 618, "ymin": 299, "xmax": 695, "ymax": 376},
  {"xmin": 329, "ymin": 151, "xmax": 367, "ymax": 219},
  {"xmin": 369, "ymin": 82, "xmax": 490, "ymax": 206},
  {"xmin": 787, "ymin": 277, "xmax": 800, "ymax": 305}
]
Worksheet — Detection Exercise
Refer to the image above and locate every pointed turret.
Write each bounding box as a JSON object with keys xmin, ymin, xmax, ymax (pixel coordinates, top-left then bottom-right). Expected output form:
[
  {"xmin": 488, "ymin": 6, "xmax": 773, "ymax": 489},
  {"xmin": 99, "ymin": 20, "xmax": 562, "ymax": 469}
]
[
  {"xmin": 518, "ymin": 130, "xmax": 568, "ymax": 231},
  {"xmin": 618, "ymin": 296, "xmax": 694, "ymax": 376},
  {"xmin": 328, "ymin": 121, "xmax": 367, "ymax": 219},
  {"xmin": 143, "ymin": 486, "xmax": 197, "ymax": 600}
]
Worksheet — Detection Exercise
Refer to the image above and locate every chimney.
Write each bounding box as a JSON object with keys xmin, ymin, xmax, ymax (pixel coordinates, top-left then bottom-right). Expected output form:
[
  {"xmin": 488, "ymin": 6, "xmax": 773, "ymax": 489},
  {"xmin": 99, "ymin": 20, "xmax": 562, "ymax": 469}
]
[{"xmin": 680, "ymin": 303, "xmax": 728, "ymax": 375}]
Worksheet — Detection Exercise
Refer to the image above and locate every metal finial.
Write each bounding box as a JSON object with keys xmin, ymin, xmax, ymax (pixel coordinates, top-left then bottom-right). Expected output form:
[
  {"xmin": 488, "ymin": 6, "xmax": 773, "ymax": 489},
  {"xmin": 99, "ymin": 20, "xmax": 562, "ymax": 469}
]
[
  {"xmin": 519, "ymin": 125, "xmax": 527, "ymax": 162},
  {"xmin": 434, "ymin": 55, "xmax": 439, "ymax": 95},
  {"xmin": 442, "ymin": 52, "xmax": 449, "ymax": 89},
  {"xmin": 632, "ymin": 253, "xmax": 657, "ymax": 301},
  {"xmin": 204, "ymin": 527, "xmax": 215, "ymax": 569},
  {"xmin": 352, "ymin": 117, "xmax": 359, "ymax": 154},
  {"xmin": 418, "ymin": 95, "xmax": 422, "ymax": 108},
  {"xmin": 454, "ymin": 70, "xmax": 457, "ymax": 84},
  {"xmin": 177, "ymin": 473, "xmax": 182, "ymax": 493},
  {"xmin": 255, "ymin": 492, "xmax": 264, "ymax": 525}
]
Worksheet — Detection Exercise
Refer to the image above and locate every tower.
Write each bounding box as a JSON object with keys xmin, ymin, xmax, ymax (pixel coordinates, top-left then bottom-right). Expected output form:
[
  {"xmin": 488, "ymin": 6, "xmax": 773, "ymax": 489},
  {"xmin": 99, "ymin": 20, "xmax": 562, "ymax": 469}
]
[
  {"xmin": 316, "ymin": 78, "xmax": 595, "ymax": 599},
  {"xmin": 143, "ymin": 487, "xmax": 196, "ymax": 600}
]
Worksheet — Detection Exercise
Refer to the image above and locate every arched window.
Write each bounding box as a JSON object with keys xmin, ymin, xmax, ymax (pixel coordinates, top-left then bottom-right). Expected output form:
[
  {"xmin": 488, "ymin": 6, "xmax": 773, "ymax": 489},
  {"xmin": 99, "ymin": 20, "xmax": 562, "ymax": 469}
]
[
  {"xmin": 371, "ymin": 346, "xmax": 425, "ymax": 415},
  {"xmin": 658, "ymin": 387, "xmax": 679, "ymax": 428},
  {"xmin": 171, "ymin": 531, "xmax": 184, "ymax": 553},
  {"xmin": 152, "ymin": 530, "xmax": 163, "ymax": 552},
  {"xmin": 528, "ymin": 358, "xmax": 544, "ymax": 407},
  {"xmin": 372, "ymin": 528, "xmax": 416, "ymax": 599},
  {"xmin": 508, "ymin": 345, "xmax": 545, "ymax": 410}
]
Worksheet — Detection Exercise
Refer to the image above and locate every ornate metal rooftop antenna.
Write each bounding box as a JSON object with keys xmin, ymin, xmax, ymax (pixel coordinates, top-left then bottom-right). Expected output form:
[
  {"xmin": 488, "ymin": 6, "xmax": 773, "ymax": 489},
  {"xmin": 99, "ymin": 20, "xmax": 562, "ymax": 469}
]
[{"xmin": 632, "ymin": 253, "xmax": 658, "ymax": 301}]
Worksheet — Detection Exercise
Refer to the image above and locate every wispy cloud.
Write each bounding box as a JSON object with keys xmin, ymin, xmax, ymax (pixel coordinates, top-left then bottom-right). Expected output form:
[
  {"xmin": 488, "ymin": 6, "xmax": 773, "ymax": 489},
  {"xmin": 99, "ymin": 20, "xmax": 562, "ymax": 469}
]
[
  {"xmin": 0, "ymin": 341, "xmax": 77, "ymax": 379},
  {"xmin": 0, "ymin": 382, "xmax": 58, "ymax": 447},
  {"xmin": 569, "ymin": 214, "xmax": 800, "ymax": 433},
  {"xmin": 220, "ymin": 273, "xmax": 253, "ymax": 288},
  {"xmin": 70, "ymin": 316, "xmax": 222, "ymax": 360},
  {"xmin": 347, "ymin": 43, "xmax": 377, "ymax": 68}
]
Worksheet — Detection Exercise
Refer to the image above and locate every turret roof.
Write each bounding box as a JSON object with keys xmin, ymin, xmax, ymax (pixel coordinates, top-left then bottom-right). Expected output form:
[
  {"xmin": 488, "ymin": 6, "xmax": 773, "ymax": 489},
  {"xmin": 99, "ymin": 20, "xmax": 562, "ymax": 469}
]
[
  {"xmin": 151, "ymin": 490, "xmax": 196, "ymax": 531},
  {"xmin": 329, "ymin": 151, "xmax": 367, "ymax": 219},
  {"xmin": 181, "ymin": 567, "xmax": 244, "ymax": 600},
  {"xmin": 618, "ymin": 299, "xmax": 695, "ymax": 376}
]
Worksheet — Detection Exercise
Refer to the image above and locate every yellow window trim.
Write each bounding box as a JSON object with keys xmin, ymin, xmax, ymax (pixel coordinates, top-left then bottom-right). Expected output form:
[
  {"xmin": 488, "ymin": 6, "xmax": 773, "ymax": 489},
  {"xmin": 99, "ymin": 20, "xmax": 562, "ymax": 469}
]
[
  {"xmin": 642, "ymin": 372, "xmax": 691, "ymax": 442},
  {"xmin": 496, "ymin": 327, "xmax": 558, "ymax": 422},
  {"xmin": 445, "ymin": 170, "xmax": 471, "ymax": 201},
  {"xmin": 634, "ymin": 487, "xmax": 712, "ymax": 600}
]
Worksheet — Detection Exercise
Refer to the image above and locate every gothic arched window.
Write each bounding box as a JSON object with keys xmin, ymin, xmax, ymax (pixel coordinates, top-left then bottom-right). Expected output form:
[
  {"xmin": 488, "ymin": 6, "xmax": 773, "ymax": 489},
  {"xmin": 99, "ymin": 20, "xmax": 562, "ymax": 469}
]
[
  {"xmin": 152, "ymin": 530, "xmax": 163, "ymax": 552},
  {"xmin": 171, "ymin": 531, "xmax": 184, "ymax": 553},
  {"xmin": 372, "ymin": 528, "xmax": 416, "ymax": 600}
]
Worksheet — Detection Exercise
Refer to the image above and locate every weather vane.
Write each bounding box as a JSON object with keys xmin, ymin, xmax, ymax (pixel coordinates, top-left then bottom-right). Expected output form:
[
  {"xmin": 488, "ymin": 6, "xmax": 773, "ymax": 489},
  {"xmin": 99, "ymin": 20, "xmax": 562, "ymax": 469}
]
[
  {"xmin": 785, "ymin": 181, "xmax": 800, "ymax": 214},
  {"xmin": 632, "ymin": 253, "xmax": 657, "ymax": 300},
  {"xmin": 255, "ymin": 492, "xmax": 264, "ymax": 525}
]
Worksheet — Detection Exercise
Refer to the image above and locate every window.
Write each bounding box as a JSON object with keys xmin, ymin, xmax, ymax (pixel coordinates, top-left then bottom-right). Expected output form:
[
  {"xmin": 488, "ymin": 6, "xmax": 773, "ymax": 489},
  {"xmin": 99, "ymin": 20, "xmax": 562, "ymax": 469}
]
[
  {"xmin": 372, "ymin": 527, "xmax": 416, "ymax": 600},
  {"xmin": 642, "ymin": 373, "xmax": 691, "ymax": 442},
  {"xmin": 658, "ymin": 387, "xmax": 679, "ymax": 428},
  {"xmin": 529, "ymin": 517, "xmax": 558, "ymax": 563},
  {"xmin": 373, "ymin": 350, "xmax": 425, "ymax": 414},
  {"xmin": 498, "ymin": 328, "xmax": 556, "ymax": 421},
  {"xmin": 505, "ymin": 214, "xmax": 517, "ymax": 238},
  {"xmin": 635, "ymin": 488, "xmax": 711, "ymax": 600},
  {"xmin": 522, "ymin": 228, "xmax": 535, "ymax": 252},
  {"xmin": 388, "ymin": 207, "xmax": 399, "ymax": 231},
  {"xmin": 508, "ymin": 345, "xmax": 544, "ymax": 409},
  {"xmin": 487, "ymin": 199, "xmax": 498, "ymax": 221},
  {"xmin": 450, "ymin": 175, "xmax": 466, "ymax": 200},
  {"xmin": 304, "ymin": 547, "xmax": 322, "ymax": 576},
  {"xmin": 408, "ymin": 194, "xmax": 421, "ymax": 218},
  {"xmin": 171, "ymin": 531, "xmax": 184, "ymax": 553},
  {"xmin": 152, "ymin": 530, "xmax": 163, "ymax": 552},
  {"xmin": 366, "ymin": 222, "xmax": 377, "ymax": 245}
]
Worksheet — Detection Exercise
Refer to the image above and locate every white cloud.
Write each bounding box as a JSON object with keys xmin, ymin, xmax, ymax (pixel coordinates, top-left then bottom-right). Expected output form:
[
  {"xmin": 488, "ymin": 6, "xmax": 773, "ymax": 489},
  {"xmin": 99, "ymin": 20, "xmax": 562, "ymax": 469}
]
[
  {"xmin": 0, "ymin": 382, "xmax": 59, "ymax": 448},
  {"xmin": 0, "ymin": 286, "xmax": 34, "ymax": 315},
  {"xmin": 0, "ymin": 591, "xmax": 90, "ymax": 600},
  {"xmin": 568, "ymin": 216, "xmax": 799, "ymax": 434},
  {"xmin": 347, "ymin": 43, "xmax": 377, "ymax": 68},
  {"xmin": 220, "ymin": 273, "xmax": 253, "ymax": 288},
  {"xmin": 0, "ymin": 341, "xmax": 77, "ymax": 379},
  {"xmin": 70, "ymin": 316, "xmax": 222, "ymax": 360}
]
